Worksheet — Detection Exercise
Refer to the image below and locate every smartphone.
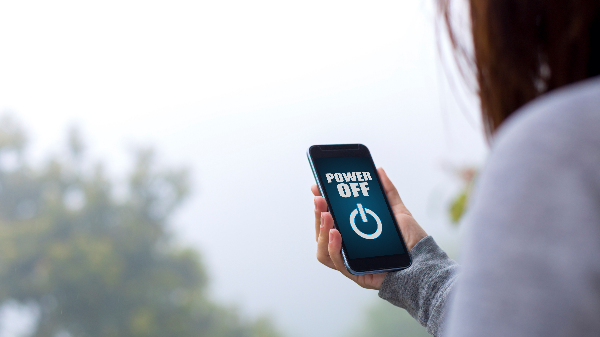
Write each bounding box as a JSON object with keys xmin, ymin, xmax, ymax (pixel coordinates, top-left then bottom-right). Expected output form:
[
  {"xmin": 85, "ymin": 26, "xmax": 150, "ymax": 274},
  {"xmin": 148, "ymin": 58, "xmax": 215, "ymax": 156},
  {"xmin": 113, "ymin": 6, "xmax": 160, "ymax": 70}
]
[{"xmin": 307, "ymin": 144, "xmax": 411, "ymax": 275}]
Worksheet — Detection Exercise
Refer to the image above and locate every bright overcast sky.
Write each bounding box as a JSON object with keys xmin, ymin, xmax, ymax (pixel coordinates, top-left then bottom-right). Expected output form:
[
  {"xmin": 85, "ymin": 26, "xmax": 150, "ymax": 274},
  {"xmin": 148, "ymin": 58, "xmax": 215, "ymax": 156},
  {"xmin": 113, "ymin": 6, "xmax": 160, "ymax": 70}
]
[{"xmin": 0, "ymin": 1, "xmax": 486, "ymax": 336}]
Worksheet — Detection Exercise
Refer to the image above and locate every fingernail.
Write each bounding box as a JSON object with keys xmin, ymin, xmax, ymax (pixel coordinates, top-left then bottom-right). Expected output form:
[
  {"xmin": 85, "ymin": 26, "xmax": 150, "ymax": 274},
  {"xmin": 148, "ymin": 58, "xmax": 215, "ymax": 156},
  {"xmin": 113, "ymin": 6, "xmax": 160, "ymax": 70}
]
[
  {"xmin": 329, "ymin": 229, "xmax": 333, "ymax": 242},
  {"xmin": 314, "ymin": 197, "xmax": 317, "ymax": 208},
  {"xmin": 320, "ymin": 223, "xmax": 324, "ymax": 230}
]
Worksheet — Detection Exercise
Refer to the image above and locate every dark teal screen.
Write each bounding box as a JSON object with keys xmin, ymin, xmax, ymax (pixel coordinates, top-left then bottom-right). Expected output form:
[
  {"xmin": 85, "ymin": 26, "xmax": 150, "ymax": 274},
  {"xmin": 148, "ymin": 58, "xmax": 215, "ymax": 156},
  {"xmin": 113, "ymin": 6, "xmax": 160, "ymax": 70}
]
[{"xmin": 315, "ymin": 157, "xmax": 405, "ymax": 259}]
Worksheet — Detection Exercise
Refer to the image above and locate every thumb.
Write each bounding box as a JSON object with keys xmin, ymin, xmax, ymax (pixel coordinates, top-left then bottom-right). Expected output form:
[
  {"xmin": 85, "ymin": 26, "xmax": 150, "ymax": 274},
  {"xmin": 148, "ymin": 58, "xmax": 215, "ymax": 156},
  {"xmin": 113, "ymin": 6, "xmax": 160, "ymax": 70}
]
[{"xmin": 377, "ymin": 167, "xmax": 411, "ymax": 216}]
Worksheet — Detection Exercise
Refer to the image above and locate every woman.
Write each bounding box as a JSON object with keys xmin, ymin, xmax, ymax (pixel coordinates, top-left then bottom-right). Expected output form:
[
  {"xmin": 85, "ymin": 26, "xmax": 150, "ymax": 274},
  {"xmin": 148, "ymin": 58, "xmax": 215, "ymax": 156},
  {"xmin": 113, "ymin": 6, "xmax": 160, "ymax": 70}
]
[{"xmin": 312, "ymin": 1, "xmax": 600, "ymax": 336}]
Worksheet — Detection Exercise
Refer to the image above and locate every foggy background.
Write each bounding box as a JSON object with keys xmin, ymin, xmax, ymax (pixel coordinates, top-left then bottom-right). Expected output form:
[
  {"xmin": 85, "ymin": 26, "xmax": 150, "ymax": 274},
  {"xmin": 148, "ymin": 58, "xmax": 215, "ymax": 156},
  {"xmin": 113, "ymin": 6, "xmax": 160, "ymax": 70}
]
[{"xmin": 0, "ymin": 1, "xmax": 486, "ymax": 336}]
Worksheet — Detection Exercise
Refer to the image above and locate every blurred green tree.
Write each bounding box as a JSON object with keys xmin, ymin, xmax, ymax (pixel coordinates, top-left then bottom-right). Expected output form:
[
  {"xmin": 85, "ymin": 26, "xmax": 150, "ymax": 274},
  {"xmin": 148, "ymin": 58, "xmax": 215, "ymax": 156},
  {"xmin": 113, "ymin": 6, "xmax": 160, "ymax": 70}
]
[{"xmin": 0, "ymin": 117, "xmax": 280, "ymax": 337}]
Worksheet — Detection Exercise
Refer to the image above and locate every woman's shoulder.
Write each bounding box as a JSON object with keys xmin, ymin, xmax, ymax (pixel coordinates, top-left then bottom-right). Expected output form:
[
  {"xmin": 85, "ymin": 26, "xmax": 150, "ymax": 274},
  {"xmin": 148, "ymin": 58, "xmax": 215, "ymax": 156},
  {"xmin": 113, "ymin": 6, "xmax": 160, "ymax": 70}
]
[
  {"xmin": 449, "ymin": 76, "xmax": 600, "ymax": 337},
  {"xmin": 469, "ymin": 75, "xmax": 600, "ymax": 227},
  {"xmin": 490, "ymin": 75, "xmax": 600, "ymax": 171}
]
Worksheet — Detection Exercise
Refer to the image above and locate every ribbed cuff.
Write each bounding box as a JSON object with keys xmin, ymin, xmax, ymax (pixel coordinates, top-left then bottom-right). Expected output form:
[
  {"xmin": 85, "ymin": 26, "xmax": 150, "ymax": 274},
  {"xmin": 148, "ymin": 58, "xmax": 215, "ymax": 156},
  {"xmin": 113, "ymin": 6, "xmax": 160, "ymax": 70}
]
[
  {"xmin": 378, "ymin": 235, "xmax": 458, "ymax": 336},
  {"xmin": 378, "ymin": 235, "xmax": 438, "ymax": 307}
]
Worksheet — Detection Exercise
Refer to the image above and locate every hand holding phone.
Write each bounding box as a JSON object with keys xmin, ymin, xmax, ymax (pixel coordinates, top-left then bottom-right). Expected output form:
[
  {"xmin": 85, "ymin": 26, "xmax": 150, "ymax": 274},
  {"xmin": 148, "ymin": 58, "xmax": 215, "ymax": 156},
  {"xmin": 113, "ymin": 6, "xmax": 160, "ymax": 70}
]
[{"xmin": 309, "ymin": 144, "xmax": 427, "ymax": 287}]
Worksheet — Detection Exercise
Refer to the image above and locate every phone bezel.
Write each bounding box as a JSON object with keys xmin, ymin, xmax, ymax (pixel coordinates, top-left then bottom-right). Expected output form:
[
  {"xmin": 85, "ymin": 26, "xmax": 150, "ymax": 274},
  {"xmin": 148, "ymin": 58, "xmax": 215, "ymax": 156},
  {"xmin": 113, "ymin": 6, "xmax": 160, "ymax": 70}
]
[{"xmin": 307, "ymin": 144, "xmax": 412, "ymax": 275}]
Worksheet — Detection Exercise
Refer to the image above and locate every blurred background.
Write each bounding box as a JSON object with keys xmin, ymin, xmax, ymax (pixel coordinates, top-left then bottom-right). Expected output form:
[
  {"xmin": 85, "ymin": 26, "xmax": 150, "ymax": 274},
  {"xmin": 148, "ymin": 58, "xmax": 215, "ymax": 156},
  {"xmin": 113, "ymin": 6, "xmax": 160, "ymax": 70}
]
[{"xmin": 0, "ymin": 0, "xmax": 486, "ymax": 336}]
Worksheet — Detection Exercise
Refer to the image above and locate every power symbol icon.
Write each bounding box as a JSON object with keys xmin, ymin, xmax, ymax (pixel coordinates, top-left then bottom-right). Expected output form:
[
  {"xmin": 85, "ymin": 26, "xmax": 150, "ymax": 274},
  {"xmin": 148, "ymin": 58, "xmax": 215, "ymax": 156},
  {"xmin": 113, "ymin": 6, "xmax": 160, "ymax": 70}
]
[{"xmin": 349, "ymin": 203, "xmax": 382, "ymax": 239}]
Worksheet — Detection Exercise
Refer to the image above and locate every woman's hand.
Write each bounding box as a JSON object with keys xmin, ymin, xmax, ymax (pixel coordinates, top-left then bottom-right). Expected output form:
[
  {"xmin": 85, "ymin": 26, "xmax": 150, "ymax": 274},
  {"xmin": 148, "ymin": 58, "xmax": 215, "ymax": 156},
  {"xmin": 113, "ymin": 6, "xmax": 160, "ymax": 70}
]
[{"xmin": 312, "ymin": 167, "xmax": 428, "ymax": 290}]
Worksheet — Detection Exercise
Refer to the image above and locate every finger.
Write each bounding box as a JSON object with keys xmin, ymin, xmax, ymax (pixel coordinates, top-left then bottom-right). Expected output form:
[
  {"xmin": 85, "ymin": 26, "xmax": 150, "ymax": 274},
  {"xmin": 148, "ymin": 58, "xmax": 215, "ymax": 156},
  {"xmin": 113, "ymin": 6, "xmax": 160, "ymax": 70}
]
[
  {"xmin": 314, "ymin": 210, "xmax": 320, "ymax": 242},
  {"xmin": 314, "ymin": 196, "xmax": 328, "ymax": 241},
  {"xmin": 317, "ymin": 212, "xmax": 336, "ymax": 269},
  {"xmin": 314, "ymin": 196, "xmax": 327, "ymax": 212},
  {"xmin": 377, "ymin": 167, "xmax": 410, "ymax": 215},
  {"xmin": 311, "ymin": 184, "xmax": 321, "ymax": 196},
  {"xmin": 328, "ymin": 229, "xmax": 358, "ymax": 282}
]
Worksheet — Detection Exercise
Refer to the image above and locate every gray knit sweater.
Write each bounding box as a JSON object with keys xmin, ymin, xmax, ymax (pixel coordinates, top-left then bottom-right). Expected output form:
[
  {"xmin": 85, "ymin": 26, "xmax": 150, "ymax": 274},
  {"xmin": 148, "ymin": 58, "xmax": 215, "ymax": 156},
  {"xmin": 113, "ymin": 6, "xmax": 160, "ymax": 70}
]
[{"xmin": 379, "ymin": 76, "xmax": 600, "ymax": 336}]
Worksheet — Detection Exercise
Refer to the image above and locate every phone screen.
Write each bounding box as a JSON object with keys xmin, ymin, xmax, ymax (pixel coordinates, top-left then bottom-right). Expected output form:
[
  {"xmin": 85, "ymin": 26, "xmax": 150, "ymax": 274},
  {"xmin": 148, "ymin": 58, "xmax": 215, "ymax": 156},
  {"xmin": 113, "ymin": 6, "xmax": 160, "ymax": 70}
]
[{"xmin": 314, "ymin": 156, "xmax": 405, "ymax": 259}]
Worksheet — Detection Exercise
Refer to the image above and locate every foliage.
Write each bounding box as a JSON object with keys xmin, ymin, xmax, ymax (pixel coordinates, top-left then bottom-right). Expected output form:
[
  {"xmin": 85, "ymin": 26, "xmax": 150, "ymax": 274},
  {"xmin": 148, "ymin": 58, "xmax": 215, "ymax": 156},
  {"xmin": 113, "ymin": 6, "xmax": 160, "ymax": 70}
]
[
  {"xmin": 347, "ymin": 299, "xmax": 429, "ymax": 337},
  {"xmin": 0, "ymin": 117, "xmax": 281, "ymax": 337},
  {"xmin": 448, "ymin": 167, "xmax": 477, "ymax": 224},
  {"xmin": 449, "ymin": 189, "xmax": 468, "ymax": 224}
]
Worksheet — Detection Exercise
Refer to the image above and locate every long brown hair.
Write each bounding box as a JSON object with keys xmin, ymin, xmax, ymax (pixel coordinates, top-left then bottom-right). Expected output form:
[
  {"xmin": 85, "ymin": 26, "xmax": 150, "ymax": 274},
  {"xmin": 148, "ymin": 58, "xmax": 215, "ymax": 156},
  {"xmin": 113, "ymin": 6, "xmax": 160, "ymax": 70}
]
[{"xmin": 440, "ymin": 0, "xmax": 600, "ymax": 138}]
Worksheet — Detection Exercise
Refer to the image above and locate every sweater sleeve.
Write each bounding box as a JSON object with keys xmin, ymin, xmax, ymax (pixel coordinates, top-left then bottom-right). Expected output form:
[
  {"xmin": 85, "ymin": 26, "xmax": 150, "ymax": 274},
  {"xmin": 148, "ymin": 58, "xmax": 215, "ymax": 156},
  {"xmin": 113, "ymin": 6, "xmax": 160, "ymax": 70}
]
[{"xmin": 378, "ymin": 236, "xmax": 458, "ymax": 336}]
